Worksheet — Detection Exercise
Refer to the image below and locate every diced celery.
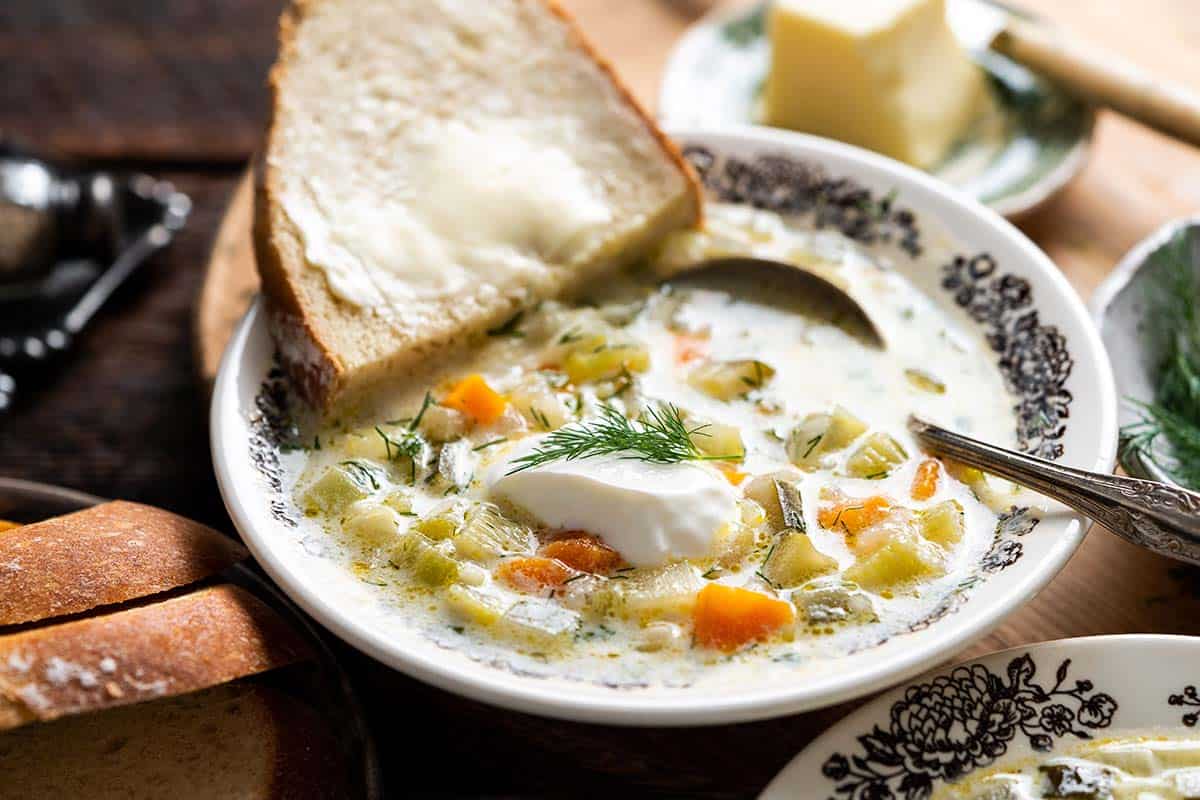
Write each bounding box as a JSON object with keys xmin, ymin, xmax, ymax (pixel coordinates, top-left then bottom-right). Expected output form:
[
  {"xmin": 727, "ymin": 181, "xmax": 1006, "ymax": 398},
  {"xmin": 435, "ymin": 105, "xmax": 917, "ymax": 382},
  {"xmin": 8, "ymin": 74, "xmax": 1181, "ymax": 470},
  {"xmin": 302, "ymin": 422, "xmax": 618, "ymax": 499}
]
[
  {"xmin": 688, "ymin": 359, "xmax": 775, "ymax": 401},
  {"xmin": 843, "ymin": 531, "xmax": 945, "ymax": 589},
  {"xmin": 445, "ymin": 584, "xmax": 507, "ymax": 626},
  {"xmin": 793, "ymin": 581, "xmax": 878, "ymax": 625},
  {"xmin": 451, "ymin": 504, "xmax": 535, "ymax": 563},
  {"xmin": 391, "ymin": 533, "xmax": 460, "ymax": 586},
  {"xmin": 301, "ymin": 462, "xmax": 379, "ymax": 516},
  {"xmin": 344, "ymin": 504, "xmax": 402, "ymax": 549},
  {"xmin": 688, "ymin": 421, "xmax": 745, "ymax": 459},
  {"xmin": 412, "ymin": 499, "xmax": 469, "ymax": 541},
  {"xmin": 919, "ymin": 500, "xmax": 965, "ymax": 547},
  {"xmin": 497, "ymin": 600, "xmax": 580, "ymax": 647},
  {"xmin": 786, "ymin": 406, "xmax": 867, "ymax": 469},
  {"xmin": 844, "ymin": 433, "xmax": 908, "ymax": 479},
  {"xmin": 613, "ymin": 562, "xmax": 704, "ymax": 622},
  {"xmin": 564, "ymin": 343, "xmax": 650, "ymax": 384},
  {"xmin": 761, "ymin": 532, "xmax": 838, "ymax": 588}
]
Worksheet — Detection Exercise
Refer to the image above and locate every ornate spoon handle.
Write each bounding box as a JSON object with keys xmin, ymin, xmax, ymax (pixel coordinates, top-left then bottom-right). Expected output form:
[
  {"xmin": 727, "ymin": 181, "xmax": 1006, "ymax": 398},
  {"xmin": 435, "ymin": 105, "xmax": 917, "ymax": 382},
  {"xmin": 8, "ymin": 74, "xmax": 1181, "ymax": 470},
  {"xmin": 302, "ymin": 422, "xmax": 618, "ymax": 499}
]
[{"xmin": 908, "ymin": 416, "xmax": 1200, "ymax": 566}]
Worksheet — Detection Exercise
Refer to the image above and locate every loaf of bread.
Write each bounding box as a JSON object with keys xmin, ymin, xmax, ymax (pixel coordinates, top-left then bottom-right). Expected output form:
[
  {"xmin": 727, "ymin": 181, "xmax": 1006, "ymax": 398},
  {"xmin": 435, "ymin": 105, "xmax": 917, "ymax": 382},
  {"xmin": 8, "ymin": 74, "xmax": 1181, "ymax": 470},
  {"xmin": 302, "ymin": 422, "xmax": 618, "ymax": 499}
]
[
  {"xmin": 0, "ymin": 500, "xmax": 247, "ymax": 626},
  {"xmin": 0, "ymin": 584, "xmax": 310, "ymax": 731},
  {"xmin": 256, "ymin": 0, "xmax": 702, "ymax": 410},
  {"xmin": 0, "ymin": 683, "xmax": 346, "ymax": 799}
]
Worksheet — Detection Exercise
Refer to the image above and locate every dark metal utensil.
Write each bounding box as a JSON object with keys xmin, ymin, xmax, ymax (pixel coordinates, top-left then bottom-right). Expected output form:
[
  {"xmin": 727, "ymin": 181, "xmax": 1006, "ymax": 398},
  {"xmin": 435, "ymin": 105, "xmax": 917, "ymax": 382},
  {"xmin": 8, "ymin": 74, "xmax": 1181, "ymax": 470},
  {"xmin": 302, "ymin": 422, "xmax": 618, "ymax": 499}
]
[
  {"xmin": 909, "ymin": 416, "xmax": 1200, "ymax": 566},
  {"xmin": 0, "ymin": 161, "xmax": 190, "ymax": 412}
]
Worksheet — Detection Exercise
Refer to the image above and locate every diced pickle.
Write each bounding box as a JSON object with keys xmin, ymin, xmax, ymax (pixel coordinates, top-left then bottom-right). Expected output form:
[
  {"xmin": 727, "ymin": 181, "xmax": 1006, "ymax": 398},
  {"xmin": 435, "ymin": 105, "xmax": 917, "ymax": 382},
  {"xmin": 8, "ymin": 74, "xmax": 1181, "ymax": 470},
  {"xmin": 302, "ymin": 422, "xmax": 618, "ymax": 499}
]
[
  {"xmin": 843, "ymin": 531, "xmax": 945, "ymax": 589},
  {"xmin": 412, "ymin": 499, "xmax": 469, "ymax": 541},
  {"xmin": 344, "ymin": 504, "xmax": 402, "ymax": 549},
  {"xmin": 391, "ymin": 533, "xmax": 460, "ymax": 586},
  {"xmin": 688, "ymin": 359, "xmax": 776, "ymax": 401},
  {"xmin": 614, "ymin": 562, "xmax": 704, "ymax": 622},
  {"xmin": 786, "ymin": 406, "xmax": 868, "ymax": 469},
  {"xmin": 761, "ymin": 531, "xmax": 838, "ymax": 588},
  {"xmin": 743, "ymin": 470, "xmax": 805, "ymax": 532},
  {"xmin": 844, "ymin": 433, "xmax": 908, "ymax": 479},
  {"xmin": 792, "ymin": 581, "xmax": 878, "ymax": 625},
  {"xmin": 301, "ymin": 462, "xmax": 379, "ymax": 516},
  {"xmin": 688, "ymin": 421, "xmax": 745, "ymax": 459},
  {"xmin": 445, "ymin": 584, "xmax": 507, "ymax": 626},
  {"xmin": 564, "ymin": 343, "xmax": 650, "ymax": 384},
  {"xmin": 452, "ymin": 504, "xmax": 535, "ymax": 563},
  {"xmin": 919, "ymin": 500, "xmax": 965, "ymax": 547},
  {"xmin": 498, "ymin": 600, "xmax": 581, "ymax": 647}
]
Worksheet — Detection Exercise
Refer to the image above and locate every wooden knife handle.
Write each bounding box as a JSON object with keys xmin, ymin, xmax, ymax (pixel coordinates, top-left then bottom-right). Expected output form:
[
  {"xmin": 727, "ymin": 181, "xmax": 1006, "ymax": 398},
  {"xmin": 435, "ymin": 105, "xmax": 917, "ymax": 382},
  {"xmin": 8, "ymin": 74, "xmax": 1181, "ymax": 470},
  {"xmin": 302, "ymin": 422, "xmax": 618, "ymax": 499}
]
[{"xmin": 996, "ymin": 16, "xmax": 1200, "ymax": 149}]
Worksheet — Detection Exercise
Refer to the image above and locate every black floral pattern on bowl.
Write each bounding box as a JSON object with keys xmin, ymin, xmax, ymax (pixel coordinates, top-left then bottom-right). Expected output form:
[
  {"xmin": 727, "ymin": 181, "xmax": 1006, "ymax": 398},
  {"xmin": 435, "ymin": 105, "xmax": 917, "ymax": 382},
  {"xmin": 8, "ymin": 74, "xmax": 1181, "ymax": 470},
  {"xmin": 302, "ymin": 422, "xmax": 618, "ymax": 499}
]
[
  {"xmin": 822, "ymin": 655, "xmax": 1117, "ymax": 799},
  {"xmin": 1170, "ymin": 685, "xmax": 1200, "ymax": 727}
]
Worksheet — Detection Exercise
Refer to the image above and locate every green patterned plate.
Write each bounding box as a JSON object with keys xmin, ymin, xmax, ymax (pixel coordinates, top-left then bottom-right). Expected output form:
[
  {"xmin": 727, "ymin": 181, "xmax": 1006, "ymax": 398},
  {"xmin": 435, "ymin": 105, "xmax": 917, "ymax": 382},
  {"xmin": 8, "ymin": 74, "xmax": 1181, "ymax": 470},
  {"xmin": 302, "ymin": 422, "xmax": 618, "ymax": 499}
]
[{"xmin": 659, "ymin": 0, "xmax": 1095, "ymax": 218}]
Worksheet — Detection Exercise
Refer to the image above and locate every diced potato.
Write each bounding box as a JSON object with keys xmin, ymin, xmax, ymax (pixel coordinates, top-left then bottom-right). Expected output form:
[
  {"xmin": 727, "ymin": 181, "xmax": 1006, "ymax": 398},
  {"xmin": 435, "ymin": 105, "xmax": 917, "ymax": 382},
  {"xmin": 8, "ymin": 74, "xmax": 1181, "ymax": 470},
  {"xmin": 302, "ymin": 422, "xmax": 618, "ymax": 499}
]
[
  {"xmin": 497, "ymin": 600, "xmax": 580, "ymax": 647},
  {"xmin": 687, "ymin": 420, "xmax": 745, "ymax": 460},
  {"xmin": 761, "ymin": 531, "xmax": 838, "ymax": 588},
  {"xmin": 919, "ymin": 500, "xmax": 965, "ymax": 547},
  {"xmin": 564, "ymin": 343, "xmax": 650, "ymax": 384},
  {"xmin": 792, "ymin": 581, "xmax": 878, "ymax": 625},
  {"xmin": 344, "ymin": 504, "xmax": 402, "ymax": 549},
  {"xmin": 743, "ymin": 469, "xmax": 805, "ymax": 532},
  {"xmin": 391, "ymin": 533, "xmax": 460, "ymax": 586},
  {"xmin": 688, "ymin": 359, "xmax": 776, "ymax": 401},
  {"xmin": 452, "ymin": 504, "xmax": 535, "ymax": 563},
  {"xmin": 844, "ymin": 432, "xmax": 908, "ymax": 479},
  {"xmin": 786, "ymin": 406, "xmax": 868, "ymax": 469},
  {"xmin": 418, "ymin": 404, "xmax": 468, "ymax": 443},
  {"xmin": 636, "ymin": 621, "xmax": 685, "ymax": 652},
  {"xmin": 445, "ymin": 584, "xmax": 508, "ymax": 626},
  {"xmin": 301, "ymin": 462, "xmax": 379, "ymax": 516},
  {"xmin": 342, "ymin": 428, "xmax": 392, "ymax": 460},
  {"xmin": 508, "ymin": 379, "xmax": 573, "ymax": 431},
  {"xmin": 614, "ymin": 562, "xmax": 704, "ymax": 622},
  {"xmin": 382, "ymin": 489, "xmax": 414, "ymax": 515},
  {"xmin": 843, "ymin": 531, "xmax": 945, "ymax": 590}
]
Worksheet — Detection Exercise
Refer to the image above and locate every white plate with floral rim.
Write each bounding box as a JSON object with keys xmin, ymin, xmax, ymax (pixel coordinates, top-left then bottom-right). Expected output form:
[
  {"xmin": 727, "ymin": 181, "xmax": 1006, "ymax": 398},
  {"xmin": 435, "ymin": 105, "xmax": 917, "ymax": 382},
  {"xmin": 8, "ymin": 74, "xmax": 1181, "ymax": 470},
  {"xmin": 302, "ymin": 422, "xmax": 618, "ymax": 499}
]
[
  {"xmin": 211, "ymin": 126, "xmax": 1116, "ymax": 726},
  {"xmin": 659, "ymin": 0, "xmax": 1095, "ymax": 219},
  {"xmin": 763, "ymin": 635, "xmax": 1200, "ymax": 798}
]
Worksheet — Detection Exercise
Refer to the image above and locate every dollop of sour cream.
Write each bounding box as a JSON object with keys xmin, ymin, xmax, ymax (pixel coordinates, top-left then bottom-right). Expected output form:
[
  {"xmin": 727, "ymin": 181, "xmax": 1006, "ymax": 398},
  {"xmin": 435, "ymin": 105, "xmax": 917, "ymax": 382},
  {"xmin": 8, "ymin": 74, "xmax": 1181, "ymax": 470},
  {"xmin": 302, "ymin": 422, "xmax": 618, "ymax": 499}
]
[{"xmin": 487, "ymin": 443, "xmax": 738, "ymax": 568}]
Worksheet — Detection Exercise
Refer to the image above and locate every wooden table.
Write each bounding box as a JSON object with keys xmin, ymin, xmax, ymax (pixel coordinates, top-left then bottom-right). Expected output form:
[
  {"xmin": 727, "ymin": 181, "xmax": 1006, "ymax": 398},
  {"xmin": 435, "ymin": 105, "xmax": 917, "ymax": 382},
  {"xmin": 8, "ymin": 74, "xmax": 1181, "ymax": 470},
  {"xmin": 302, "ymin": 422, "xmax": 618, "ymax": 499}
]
[{"xmin": 3, "ymin": 1, "xmax": 1200, "ymax": 796}]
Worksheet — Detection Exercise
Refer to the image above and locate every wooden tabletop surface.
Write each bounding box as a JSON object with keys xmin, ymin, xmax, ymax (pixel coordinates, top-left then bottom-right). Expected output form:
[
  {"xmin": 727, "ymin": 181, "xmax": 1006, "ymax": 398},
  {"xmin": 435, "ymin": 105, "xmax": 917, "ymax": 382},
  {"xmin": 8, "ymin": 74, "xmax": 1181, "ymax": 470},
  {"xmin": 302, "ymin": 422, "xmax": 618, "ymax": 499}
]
[{"xmin": 3, "ymin": 1, "xmax": 1200, "ymax": 797}]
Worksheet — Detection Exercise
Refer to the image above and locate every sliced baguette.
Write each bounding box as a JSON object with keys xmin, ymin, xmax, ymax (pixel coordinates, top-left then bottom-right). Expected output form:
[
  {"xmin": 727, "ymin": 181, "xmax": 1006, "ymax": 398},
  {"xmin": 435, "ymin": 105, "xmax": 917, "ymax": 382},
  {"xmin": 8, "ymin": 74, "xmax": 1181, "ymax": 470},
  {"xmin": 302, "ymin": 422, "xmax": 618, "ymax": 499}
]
[
  {"xmin": 0, "ymin": 500, "xmax": 247, "ymax": 627},
  {"xmin": 257, "ymin": 0, "xmax": 702, "ymax": 410},
  {"xmin": 0, "ymin": 683, "xmax": 347, "ymax": 799},
  {"xmin": 0, "ymin": 584, "xmax": 310, "ymax": 731}
]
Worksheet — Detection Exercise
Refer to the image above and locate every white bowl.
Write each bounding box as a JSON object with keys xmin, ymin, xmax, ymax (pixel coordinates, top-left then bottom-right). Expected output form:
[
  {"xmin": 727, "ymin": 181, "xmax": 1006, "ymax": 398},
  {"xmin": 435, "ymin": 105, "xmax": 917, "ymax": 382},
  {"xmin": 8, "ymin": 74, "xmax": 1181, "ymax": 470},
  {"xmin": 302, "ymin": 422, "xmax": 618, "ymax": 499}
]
[
  {"xmin": 211, "ymin": 126, "xmax": 1117, "ymax": 726},
  {"xmin": 763, "ymin": 635, "xmax": 1200, "ymax": 798}
]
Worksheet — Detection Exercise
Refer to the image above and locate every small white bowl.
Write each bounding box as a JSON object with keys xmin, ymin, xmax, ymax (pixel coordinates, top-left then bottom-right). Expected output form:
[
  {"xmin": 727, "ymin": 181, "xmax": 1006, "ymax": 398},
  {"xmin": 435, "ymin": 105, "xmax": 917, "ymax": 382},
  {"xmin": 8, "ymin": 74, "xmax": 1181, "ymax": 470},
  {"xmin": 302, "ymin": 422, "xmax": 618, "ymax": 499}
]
[
  {"xmin": 763, "ymin": 635, "xmax": 1200, "ymax": 798},
  {"xmin": 211, "ymin": 126, "xmax": 1116, "ymax": 726}
]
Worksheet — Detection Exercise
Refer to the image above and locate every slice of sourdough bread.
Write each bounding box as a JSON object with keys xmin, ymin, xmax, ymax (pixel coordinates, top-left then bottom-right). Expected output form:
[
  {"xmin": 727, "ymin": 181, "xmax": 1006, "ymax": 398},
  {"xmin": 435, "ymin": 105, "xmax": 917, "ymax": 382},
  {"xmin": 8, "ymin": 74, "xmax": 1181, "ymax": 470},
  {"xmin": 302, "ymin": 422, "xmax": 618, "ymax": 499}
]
[
  {"xmin": 0, "ymin": 684, "xmax": 347, "ymax": 799},
  {"xmin": 257, "ymin": 0, "xmax": 702, "ymax": 411}
]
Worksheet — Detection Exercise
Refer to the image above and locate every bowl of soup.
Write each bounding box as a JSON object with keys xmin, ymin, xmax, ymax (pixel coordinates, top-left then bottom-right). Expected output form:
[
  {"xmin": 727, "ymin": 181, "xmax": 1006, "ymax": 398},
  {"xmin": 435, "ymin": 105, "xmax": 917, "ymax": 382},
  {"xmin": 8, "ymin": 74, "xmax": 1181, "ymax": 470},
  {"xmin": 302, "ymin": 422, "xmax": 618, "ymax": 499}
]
[
  {"xmin": 764, "ymin": 635, "xmax": 1200, "ymax": 798},
  {"xmin": 212, "ymin": 127, "xmax": 1116, "ymax": 725}
]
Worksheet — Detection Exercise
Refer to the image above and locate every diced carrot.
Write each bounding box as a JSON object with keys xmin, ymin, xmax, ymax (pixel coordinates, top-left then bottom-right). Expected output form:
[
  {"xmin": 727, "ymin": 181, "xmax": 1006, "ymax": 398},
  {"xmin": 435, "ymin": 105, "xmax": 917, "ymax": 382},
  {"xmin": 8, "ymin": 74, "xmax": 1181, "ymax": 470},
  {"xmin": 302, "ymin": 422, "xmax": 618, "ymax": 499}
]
[
  {"xmin": 911, "ymin": 459, "xmax": 941, "ymax": 501},
  {"xmin": 692, "ymin": 584, "xmax": 795, "ymax": 652},
  {"xmin": 540, "ymin": 534, "xmax": 622, "ymax": 574},
  {"xmin": 674, "ymin": 333, "xmax": 709, "ymax": 365},
  {"xmin": 817, "ymin": 495, "xmax": 892, "ymax": 535},
  {"xmin": 0, "ymin": 520, "xmax": 20, "ymax": 533},
  {"xmin": 442, "ymin": 374, "xmax": 507, "ymax": 426},
  {"xmin": 495, "ymin": 557, "xmax": 575, "ymax": 593},
  {"xmin": 716, "ymin": 462, "xmax": 748, "ymax": 486}
]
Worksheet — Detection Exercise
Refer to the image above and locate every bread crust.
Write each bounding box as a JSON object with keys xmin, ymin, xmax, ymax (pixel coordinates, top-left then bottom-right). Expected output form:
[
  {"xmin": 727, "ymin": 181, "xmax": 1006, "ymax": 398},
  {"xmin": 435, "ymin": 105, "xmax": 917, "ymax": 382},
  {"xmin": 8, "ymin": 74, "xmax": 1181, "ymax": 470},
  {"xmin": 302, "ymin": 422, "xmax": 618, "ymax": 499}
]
[
  {"xmin": 0, "ymin": 585, "xmax": 311, "ymax": 732},
  {"xmin": 255, "ymin": 0, "xmax": 703, "ymax": 411},
  {"xmin": 0, "ymin": 500, "xmax": 247, "ymax": 627}
]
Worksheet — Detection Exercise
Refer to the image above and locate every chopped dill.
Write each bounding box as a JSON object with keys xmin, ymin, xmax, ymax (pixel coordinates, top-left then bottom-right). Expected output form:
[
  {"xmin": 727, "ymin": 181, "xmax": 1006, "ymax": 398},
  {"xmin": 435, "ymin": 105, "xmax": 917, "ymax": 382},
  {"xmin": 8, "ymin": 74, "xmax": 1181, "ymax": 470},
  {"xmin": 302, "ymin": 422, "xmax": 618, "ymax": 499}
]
[
  {"xmin": 802, "ymin": 434, "xmax": 823, "ymax": 459},
  {"xmin": 505, "ymin": 403, "xmax": 742, "ymax": 474},
  {"xmin": 472, "ymin": 437, "xmax": 508, "ymax": 452},
  {"xmin": 557, "ymin": 327, "xmax": 584, "ymax": 345},
  {"xmin": 339, "ymin": 460, "xmax": 382, "ymax": 492},
  {"xmin": 487, "ymin": 311, "xmax": 525, "ymax": 337},
  {"xmin": 701, "ymin": 566, "xmax": 721, "ymax": 580},
  {"xmin": 529, "ymin": 406, "xmax": 552, "ymax": 431},
  {"xmin": 864, "ymin": 470, "xmax": 889, "ymax": 480},
  {"xmin": 409, "ymin": 392, "xmax": 434, "ymax": 431},
  {"xmin": 562, "ymin": 573, "xmax": 588, "ymax": 584}
]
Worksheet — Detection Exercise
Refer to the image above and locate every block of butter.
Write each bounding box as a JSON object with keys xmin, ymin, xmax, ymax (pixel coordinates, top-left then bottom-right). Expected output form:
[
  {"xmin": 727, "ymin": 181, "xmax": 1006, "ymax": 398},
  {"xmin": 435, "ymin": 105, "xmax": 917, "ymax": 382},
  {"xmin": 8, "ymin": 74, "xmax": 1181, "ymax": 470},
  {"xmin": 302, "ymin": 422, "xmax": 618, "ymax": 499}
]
[{"xmin": 763, "ymin": 0, "xmax": 987, "ymax": 169}]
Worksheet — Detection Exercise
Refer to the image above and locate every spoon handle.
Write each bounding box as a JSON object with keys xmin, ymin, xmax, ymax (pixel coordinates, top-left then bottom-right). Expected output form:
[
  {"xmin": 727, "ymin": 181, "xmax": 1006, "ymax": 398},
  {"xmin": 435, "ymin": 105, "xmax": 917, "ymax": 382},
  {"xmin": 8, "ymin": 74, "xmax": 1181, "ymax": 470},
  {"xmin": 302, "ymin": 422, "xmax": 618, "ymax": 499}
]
[{"xmin": 908, "ymin": 416, "xmax": 1200, "ymax": 566}]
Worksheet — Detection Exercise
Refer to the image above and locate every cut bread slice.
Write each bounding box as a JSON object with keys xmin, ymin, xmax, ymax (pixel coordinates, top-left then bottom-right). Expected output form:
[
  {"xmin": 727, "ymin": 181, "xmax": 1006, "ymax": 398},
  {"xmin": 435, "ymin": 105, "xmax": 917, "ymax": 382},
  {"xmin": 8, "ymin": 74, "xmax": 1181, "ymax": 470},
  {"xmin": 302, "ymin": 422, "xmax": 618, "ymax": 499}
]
[
  {"xmin": 0, "ymin": 585, "xmax": 310, "ymax": 731},
  {"xmin": 0, "ymin": 683, "xmax": 347, "ymax": 799},
  {"xmin": 257, "ymin": 0, "xmax": 702, "ymax": 411},
  {"xmin": 0, "ymin": 500, "xmax": 247, "ymax": 627}
]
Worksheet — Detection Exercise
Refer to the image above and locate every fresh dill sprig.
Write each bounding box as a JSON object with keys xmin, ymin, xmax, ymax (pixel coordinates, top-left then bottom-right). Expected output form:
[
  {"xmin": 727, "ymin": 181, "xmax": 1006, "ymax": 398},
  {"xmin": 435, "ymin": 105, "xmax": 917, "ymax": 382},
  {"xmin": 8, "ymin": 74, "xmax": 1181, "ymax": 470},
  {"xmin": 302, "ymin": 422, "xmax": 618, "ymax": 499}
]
[
  {"xmin": 505, "ymin": 403, "xmax": 740, "ymax": 474},
  {"xmin": 1119, "ymin": 228, "xmax": 1200, "ymax": 487}
]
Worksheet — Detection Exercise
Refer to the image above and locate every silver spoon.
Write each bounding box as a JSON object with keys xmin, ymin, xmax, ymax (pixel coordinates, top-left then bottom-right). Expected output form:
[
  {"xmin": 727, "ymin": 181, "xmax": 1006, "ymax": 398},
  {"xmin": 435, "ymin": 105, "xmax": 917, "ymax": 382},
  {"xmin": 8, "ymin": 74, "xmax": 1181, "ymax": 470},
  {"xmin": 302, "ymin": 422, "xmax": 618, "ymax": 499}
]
[
  {"xmin": 664, "ymin": 256, "xmax": 887, "ymax": 349},
  {"xmin": 909, "ymin": 416, "xmax": 1200, "ymax": 566}
]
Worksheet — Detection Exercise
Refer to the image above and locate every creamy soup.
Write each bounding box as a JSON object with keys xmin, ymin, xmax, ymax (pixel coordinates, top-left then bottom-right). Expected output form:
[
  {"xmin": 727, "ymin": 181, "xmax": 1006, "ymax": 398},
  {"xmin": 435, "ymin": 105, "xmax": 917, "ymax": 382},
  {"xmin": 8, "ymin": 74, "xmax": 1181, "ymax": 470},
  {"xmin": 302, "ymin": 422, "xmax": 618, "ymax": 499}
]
[
  {"xmin": 937, "ymin": 737, "xmax": 1200, "ymax": 799},
  {"xmin": 286, "ymin": 205, "xmax": 1022, "ymax": 685}
]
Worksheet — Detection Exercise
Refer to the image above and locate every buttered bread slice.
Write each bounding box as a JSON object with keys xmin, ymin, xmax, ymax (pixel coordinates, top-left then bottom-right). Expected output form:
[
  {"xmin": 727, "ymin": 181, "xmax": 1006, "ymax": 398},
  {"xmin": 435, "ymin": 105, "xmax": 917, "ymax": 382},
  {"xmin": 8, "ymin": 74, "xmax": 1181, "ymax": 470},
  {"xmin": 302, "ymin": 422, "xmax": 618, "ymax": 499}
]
[{"xmin": 257, "ymin": 0, "xmax": 702, "ymax": 410}]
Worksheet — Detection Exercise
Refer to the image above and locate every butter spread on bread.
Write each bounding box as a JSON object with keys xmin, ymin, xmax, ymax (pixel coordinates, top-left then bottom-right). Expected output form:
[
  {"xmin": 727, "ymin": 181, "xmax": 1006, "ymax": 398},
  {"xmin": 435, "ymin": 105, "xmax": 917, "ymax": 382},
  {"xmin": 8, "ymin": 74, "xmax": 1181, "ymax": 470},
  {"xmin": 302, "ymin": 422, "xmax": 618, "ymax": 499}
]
[{"xmin": 257, "ymin": 0, "xmax": 703, "ymax": 410}]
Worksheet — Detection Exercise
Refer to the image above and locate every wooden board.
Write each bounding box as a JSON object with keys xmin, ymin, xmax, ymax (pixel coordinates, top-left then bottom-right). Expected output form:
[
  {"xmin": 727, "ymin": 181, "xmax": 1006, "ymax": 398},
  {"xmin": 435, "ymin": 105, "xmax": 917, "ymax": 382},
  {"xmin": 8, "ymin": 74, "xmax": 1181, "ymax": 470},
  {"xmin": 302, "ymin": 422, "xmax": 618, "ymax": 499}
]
[{"xmin": 187, "ymin": 0, "xmax": 1200, "ymax": 793}]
